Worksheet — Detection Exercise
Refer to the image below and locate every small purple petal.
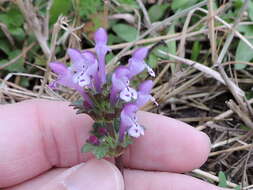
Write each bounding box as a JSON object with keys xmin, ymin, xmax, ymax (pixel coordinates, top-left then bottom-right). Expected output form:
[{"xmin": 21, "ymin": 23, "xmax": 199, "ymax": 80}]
[
  {"xmin": 67, "ymin": 48, "xmax": 85, "ymax": 71},
  {"xmin": 138, "ymin": 80, "xmax": 153, "ymax": 94},
  {"xmin": 127, "ymin": 47, "xmax": 154, "ymax": 79},
  {"xmin": 135, "ymin": 80, "xmax": 156, "ymax": 108},
  {"xmin": 132, "ymin": 47, "xmax": 149, "ymax": 60},
  {"xmin": 110, "ymin": 66, "xmax": 130, "ymax": 104},
  {"xmin": 68, "ymin": 49, "xmax": 99, "ymax": 90},
  {"xmin": 87, "ymin": 135, "xmax": 100, "ymax": 145},
  {"xmin": 94, "ymin": 28, "xmax": 108, "ymax": 45},
  {"xmin": 49, "ymin": 62, "xmax": 93, "ymax": 106},
  {"xmin": 49, "ymin": 61, "xmax": 68, "ymax": 75},
  {"xmin": 94, "ymin": 28, "xmax": 110, "ymax": 88},
  {"xmin": 119, "ymin": 104, "xmax": 138, "ymax": 141}
]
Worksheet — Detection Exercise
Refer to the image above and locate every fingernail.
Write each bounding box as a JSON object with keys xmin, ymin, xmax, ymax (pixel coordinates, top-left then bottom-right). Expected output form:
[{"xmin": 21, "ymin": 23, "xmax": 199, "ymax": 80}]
[{"xmin": 63, "ymin": 159, "xmax": 124, "ymax": 190}]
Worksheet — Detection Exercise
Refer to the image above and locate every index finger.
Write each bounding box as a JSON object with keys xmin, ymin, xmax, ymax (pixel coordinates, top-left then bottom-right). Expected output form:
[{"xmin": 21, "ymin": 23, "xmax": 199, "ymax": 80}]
[{"xmin": 0, "ymin": 99, "xmax": 210, "ymax": 188}]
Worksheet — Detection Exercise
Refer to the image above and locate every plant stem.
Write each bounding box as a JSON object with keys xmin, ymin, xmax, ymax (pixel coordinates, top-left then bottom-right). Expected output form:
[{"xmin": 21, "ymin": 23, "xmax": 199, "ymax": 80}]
[{"xmin": 115, "ymin": 155, "xmax": 124, "ymax": 176}]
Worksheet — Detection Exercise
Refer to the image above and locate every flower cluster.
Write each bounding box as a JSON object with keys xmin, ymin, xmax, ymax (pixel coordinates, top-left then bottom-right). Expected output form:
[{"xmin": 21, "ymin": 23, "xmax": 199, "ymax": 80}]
[{"xmin": 49, "ymin": 28, "xmax": 157, "ymax": 158}]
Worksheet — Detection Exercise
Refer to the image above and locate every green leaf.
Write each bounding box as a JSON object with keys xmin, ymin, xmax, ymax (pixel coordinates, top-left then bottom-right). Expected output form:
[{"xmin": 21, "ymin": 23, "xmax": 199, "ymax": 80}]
[
  {"xmin": 248, "ymin": 0, "xmax": 253, "ymax": 21},
  {"xmin": 82, "ymin": 143, "xmax": 109, "ymax": 159},
  {"xmin": 106, "ymin": 52, "xmax": 115, "ymax": 63},
  {"xmin": 167, "ymin": 25, "xmax": 176, "ymax": 60},
  {"xmin": 82, "ymin": 143, "xmax": 94, "ymax": 152},
  {"xmin": 218, "ymin": 171, "xmax": 227, "ymax": 187},
  {"xmin": 191, "ymin": 41, "xmax": 201, "ymax": 61},
  {"xmin": 50, "ymin": 0, "xmax": 72, "ymax": 24},
  {"xmin": 112, "ymin": 24, "xmax": 138, "ymax": 42},
  {"xmin": 108, "ymin": 33, "xmax": 123, "ymax": 45},
  {"xmin": 79, "ymin": 0, "xmax": 103, "ymax": 18},
  {"xmin": 121, "ymin": 135, "xmax": 133, "ymax": 148},
  {"xmin": 148, "ymin": 53, "xmax": 159, "ymax": 68},
  {"xmin": 117, "ymin": 0, "xmax": 138, "ymax": 8},
  {"xmin": 0, "ymin": 50, "xmax": 25, "ymax": 72},
  {"xmin": 20, "ymin": 78, "xmax": 30, "ymax": 87},
  {"xmin": 171, "ymin": 0, "xmax": 198, "ymax": 11},
  {"xmin": 9, "ymin": 27, "xmax": 25, "ymax": 41},
  {"xmin": 148, "ymin": 4, "xmax": 169, "ymax": 22},
  {"xmin": 0, "ymin": 5, "xmax": 24, "ymax": 28},
  {"xmin": 234, "ymin": 185, "xmax": 241, "ymax": 190},
  {"xmin": 0, "ymin": 40, "xmax": 11, "ymax": 54},
  {"xmin": 235, "ymin": 32, "xmax": 253, "ymax": 70}
]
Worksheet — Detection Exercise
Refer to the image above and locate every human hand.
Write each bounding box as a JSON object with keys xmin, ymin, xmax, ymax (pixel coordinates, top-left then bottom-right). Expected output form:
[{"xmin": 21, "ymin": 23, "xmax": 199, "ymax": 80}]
[{"xmin": 0, "ymin": 99, "xmax": 230, "ymax": 190}]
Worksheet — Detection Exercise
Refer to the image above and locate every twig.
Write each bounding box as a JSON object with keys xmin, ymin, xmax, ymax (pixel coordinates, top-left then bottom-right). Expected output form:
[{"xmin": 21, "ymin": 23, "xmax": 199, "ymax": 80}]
[
  {"xmin": 136, "ymin": 0, "xmax": 152, "ymax": 28},
  {"xmin": 226, "ymin": 100, "xmax": 253, "ymax": 130},
  {"xmin": 196, "ymin": 98, "xmax": 253, "ymax": 131},
  {"xmin": 109, "ymin": 13, "xmax": 135, "ymax": 24},
  {"xmin": 158, "ymin": 50, "xmax": 244, "ymax": 96},
  {"xmin": 192, "ymin": 169, "xmax": 238, "ymax": 188},
  {"xmin": 207, "ymin": 0, "xmax": 217, "ymax": 63},
  {"xmin": 38, "ymin": 17, "xmax": 62, "ymax": 97},
  {"xmin": 209, "ymin": 144, "xmax": 253, "ymax": 157},
  {"xmin": 16, "ymin": 0, "xmax": 51, "ymax": 57}
]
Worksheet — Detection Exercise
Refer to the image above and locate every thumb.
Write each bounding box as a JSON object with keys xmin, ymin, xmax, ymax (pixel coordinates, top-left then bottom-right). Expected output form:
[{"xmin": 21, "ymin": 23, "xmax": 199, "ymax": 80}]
[{"xmin": 41, "ymin": 159, "xmax": 124, "ymax": 190}]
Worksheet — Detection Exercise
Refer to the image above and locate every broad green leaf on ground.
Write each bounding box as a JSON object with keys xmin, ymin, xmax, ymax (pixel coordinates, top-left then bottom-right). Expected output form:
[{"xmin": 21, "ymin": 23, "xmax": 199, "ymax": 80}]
[
  {"xmin": 108, "ymin": 34, "xmax": 123, "ymax": 45},
  {"xmin": 148, "ymin": 53, "xmax": 159, "ymax": 68},
  {"xmin": 79, "ymin": 0, "xmax": 103, "ymax": 18},
  {"xmin": 218, "ymin": 171, "xmax": 227, "ymax": 188},
  {"xmin": 112, "ymin": 24, "xmax": 137, "ymax": 42},
  {"xmin": 0, "ymin": 5, "xmax": 24, "ymax": 27},
  {"xmin": 148, "ymin": 4, "xmax": 169, "ymax": 22},
  {"xmin": 235, "ymin": 31, "xmax": 253, "ymax": 70},
  {"xmin": 233, "ymin": 0, "xmax": 243, "ymax": 9},
  {"xmin": 50, "ymin": 0, "xmax": 72, "ymax": 24},
  {"xmin": 167, "ymin": 25, "xmax": 176, "ymax": 59},
  {"xmin": 106, "ymin": 52, "xmax": 115, "ymax": 63},
  {"xmin": 248, "ymin": 0, "xmax": 253, "ymax": 21},
  {"xmin": 8, "ymin": 27, "xmax": 25, "ymax": 41},
  {"xmin": 191, "ymin": 41, "xmax": 202, "ymax": 61},
  {"xmin": 171, "ymin": 0, "xmax": 198, "ymax": 11},
  {"xmin": 153, "ymin": 24, "xmax": 176, "ymax": 60},
  {"xmin": 0, "ymin": 50, "xmax": 25, "ymax": 72},
  {"xmin": 0, "ymin": 40, "xmax": 11, "ymax": 55},
  {"xmin": 117, "ymin": 0, "xmax": 138, "ymax": 8},
  {"xmin": 238, "ymin": 25, "xmax": 253, "ymax": 33}
]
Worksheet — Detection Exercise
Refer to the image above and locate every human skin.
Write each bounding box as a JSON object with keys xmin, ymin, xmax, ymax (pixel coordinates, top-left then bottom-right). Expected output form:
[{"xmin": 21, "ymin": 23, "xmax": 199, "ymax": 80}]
[{"xmin": 0, "ymin": 99, "xmax": 230, "ymax": 190}]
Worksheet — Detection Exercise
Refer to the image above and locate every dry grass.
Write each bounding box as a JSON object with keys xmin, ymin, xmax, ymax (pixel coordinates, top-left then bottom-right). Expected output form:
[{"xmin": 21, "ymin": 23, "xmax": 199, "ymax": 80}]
[{"xmin": 1, "ymin": 0, "xmax": 253, "ymax": 189}]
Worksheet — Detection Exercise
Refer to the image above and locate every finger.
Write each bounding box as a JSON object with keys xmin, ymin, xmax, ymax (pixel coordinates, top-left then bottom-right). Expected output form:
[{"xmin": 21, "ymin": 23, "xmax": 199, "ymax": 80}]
[
  {"xmin": 124, "ymin": 169, "xmax": 231, "ymax": 190},
  {"xmin": 124, "ymin": 111, "xmax": 210, "ymax": 172},
  {"xmin": 5, "ymin": 167, "xmax": 230, "ymax": 190},
  {"xmin": 0, "ymin": 99, "xmax": 210, "ymax": 187},
  {"xmin": 5, "ymin": 159, "xmax": 124, "ymax": 190},
  {"xmin": 0, "ymin": 99, "xmax": 93, "ymax": 188}
]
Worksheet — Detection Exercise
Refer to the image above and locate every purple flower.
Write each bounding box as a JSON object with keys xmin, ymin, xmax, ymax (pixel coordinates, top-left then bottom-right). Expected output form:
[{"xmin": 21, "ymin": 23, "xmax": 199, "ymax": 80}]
[
  {"xmin": 94, "ymin": 28, "xmax": 110, "ymax": 88},
  {"xmin": 135, "ymin": 80, "xmax": 158, "ymax": 108},
  {"xmin": 68, "ymin": 48, "xmax": 98, "ymax": 88},
  {"xmin": 127, "ymin": 47, "xmax": 155, "ymax": 79},
  {"xmin": 110, "ymin": 66, "xmax": 137, "ymax": 104},
  {"xmin": 98, "ymin": 128, "xmax": 108, "ymax": 136},
  {"xmin": 49, "ymin": 62, "xmax": 93, "ymax": 106},
  {"xmin": 87, "ymin": 135, "xmax": 100, "ymax": 145},
  {"xmin": 119, "ymin": 104, "xmax": 144, "ymax": 140}
]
